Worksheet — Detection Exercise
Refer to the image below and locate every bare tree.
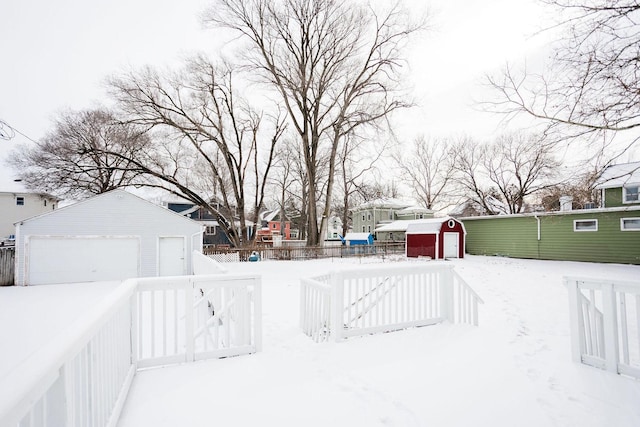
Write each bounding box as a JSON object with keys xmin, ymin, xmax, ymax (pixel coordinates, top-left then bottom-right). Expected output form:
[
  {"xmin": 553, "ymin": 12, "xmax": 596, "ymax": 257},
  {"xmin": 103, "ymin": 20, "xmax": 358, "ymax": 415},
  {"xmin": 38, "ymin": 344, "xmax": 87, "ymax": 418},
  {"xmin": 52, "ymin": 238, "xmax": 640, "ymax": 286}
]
[
  {"xmin": 393, "ymin": 136, "xmax": 456, "ymax": 211},
  {"xmin": 333, "ymin": 133, "xmax": 388, "ymax": 236},
  {"xmin": 486, "ymin": 1, "xmax": 640, "ymax": 148},
  {"xmin": 484, "ymin": 133, "xmax": 560, "ymax": 213},
  {"xmin": 107, "ymin": 58, "xmax": 286, "ymax": 247},
  {"xmin": 206, "ymin": 0, "xmax": 423, "ymax": 245},
  {"xmin": 7, "ymin": 108, "xmax": 149, "ymax": 199},
  {"xmin": 450, "ymin": 137, "xmax": 503, "ymax": 215},
  {"xmin": 452, "ymin": 133, "xmax": 559, "ymax": 214}
]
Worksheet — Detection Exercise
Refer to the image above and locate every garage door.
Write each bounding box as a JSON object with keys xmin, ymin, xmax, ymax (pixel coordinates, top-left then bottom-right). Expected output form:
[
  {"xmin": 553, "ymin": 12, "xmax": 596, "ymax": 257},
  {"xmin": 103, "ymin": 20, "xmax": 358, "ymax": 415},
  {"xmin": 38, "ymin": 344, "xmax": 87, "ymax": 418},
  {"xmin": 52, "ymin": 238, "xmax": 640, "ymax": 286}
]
[{"xmin": 27, "ymin": 236, "xmax": 140, "ymax": 285}]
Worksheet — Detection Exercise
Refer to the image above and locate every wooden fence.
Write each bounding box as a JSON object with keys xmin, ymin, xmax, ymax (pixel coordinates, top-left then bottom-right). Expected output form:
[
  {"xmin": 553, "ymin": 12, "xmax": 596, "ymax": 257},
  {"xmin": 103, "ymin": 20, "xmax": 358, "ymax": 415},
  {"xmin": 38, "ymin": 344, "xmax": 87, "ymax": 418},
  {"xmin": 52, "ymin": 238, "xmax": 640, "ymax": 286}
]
[
  {"xmin": 0, "ymin": 246, "xmax": 15, "ymax": 286},
  {"xmin": 300, "ymin": 263, "xmax": 483, "ymax": 342},
  {"xmin": 204, "ymin": 242, "xmax": 405, "ymax": 262},
  {"xmin": 566, "ymin": 276, "xmax": 640, "ymax": 379}
]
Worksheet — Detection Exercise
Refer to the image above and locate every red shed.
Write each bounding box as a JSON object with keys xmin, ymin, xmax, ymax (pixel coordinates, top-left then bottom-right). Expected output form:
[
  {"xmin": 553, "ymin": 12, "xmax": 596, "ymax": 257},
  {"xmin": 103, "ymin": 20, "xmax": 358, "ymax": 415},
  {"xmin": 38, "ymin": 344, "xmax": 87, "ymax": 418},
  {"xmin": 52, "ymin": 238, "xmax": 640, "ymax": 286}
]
[{"xmin": 405, "ymin": 217, "xmax": 466, "ymax": 259}]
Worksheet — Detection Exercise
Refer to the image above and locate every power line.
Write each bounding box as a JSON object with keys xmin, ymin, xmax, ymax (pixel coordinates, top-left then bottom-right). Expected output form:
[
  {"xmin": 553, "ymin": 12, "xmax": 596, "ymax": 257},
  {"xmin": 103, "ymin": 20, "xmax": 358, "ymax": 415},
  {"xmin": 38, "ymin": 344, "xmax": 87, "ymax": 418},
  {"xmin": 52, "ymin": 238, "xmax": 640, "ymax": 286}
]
[{"xmin": 0, "ymin": 119, "xmax": 39, "ymax": 144}]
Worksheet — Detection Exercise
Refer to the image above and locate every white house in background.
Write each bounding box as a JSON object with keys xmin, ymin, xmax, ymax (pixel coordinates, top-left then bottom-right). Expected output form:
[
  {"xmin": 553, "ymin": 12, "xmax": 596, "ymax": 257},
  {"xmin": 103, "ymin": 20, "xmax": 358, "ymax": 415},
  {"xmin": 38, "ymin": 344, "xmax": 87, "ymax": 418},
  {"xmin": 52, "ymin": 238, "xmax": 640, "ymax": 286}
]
[
  {"xmin": 325, "ymin": 215, "xmax": 343, "ymax": 241},
  {"xmin": 14, "ymin": 189, "xmax": 204, "ymax": 286},
  {"xmin": 0, "ymin": 176, "xmax": 58, "ymax": 242}
]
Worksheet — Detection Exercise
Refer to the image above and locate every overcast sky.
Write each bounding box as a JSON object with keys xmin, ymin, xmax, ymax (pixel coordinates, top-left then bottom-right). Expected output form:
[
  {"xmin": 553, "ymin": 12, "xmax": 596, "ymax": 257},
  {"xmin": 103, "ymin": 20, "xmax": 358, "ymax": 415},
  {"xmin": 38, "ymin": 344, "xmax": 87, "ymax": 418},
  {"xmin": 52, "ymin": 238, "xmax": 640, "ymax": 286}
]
[{"xmin": 1, "ymin": 0, "xmax": 553, "ymax": 154}]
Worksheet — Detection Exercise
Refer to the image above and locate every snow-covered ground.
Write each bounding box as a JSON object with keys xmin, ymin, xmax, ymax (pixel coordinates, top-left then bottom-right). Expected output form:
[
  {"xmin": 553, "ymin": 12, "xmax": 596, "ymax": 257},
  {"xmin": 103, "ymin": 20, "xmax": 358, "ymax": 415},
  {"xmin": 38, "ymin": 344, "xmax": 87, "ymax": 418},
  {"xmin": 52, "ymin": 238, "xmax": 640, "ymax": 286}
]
[{"xmin": 2, "ymin": 255, "xmax": 639, "ymax": 426}]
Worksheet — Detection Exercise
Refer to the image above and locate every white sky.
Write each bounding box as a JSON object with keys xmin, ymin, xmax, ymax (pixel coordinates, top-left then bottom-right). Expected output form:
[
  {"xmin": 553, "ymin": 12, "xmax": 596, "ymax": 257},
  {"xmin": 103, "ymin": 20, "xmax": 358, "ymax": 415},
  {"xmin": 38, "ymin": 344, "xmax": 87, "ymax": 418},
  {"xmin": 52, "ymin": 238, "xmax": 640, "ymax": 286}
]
[{"xmin": 0, "ymin": 0, "xmax": 554, "ymax": 150}]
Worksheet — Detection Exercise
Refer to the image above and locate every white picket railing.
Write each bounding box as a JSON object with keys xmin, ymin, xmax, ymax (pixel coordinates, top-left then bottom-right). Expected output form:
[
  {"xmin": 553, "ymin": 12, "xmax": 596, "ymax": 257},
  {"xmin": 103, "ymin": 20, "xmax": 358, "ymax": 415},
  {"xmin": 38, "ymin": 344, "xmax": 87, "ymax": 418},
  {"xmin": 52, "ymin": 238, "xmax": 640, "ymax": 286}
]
[
  {"xmin": 566, "ymin": 276, "xmax": 640, "ymax": 379},
  {"xmin": 0, "ymin": 273, "xmax": 261, "ymax": 427},
  {"xmin": 300, "ymin": 264, "xmax": 483, "ymax": 342}
]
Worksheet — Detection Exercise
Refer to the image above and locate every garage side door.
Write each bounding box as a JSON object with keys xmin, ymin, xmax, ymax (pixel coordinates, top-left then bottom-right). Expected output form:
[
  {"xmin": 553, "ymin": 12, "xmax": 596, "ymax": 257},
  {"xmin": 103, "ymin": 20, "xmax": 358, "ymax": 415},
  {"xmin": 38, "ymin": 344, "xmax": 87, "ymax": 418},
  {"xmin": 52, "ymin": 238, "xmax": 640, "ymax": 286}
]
[
  {"xmin": 158, "ymin": 236, "xmax": 186, "ymax": 276},
  {"xmin": 27, "ymin": 236, "xmax": 140, "ymax": 285}
]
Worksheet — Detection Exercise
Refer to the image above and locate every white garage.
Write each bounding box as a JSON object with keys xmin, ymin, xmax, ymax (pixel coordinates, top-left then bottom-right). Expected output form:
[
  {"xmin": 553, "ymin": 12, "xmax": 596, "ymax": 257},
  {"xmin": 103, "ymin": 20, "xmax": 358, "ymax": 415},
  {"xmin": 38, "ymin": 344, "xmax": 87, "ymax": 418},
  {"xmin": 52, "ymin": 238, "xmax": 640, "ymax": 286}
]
[{"xmin": 15, "ymin": 190, "xmax": 204, "ymax": 286}]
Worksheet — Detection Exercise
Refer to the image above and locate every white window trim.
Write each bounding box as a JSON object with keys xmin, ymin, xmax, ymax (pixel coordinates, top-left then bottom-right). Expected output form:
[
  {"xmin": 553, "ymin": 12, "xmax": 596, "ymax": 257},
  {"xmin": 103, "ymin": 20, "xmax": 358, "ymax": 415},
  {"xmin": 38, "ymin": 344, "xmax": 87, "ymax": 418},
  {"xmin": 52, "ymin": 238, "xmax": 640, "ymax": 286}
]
[
  {"xmin": 622, "ymin": 186, "xmax": 640, "ymax": 204},
  {"xmin": 620, "ymin": 217, "xmax": 640, "ymax": 231},
  {"xmin": 16, "ymin": 196, "xmax": 25, "ymax": 206},
  {"xmin": 573, "ymin": 219, "xmax": 598, "ymax": 232}
]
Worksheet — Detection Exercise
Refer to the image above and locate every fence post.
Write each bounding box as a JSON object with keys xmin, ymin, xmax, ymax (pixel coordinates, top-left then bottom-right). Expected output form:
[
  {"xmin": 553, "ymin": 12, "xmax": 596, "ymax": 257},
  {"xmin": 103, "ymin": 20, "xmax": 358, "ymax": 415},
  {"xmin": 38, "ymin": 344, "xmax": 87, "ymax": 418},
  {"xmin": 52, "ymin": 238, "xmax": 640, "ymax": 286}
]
[
  {"xmin": 565, "ymin": 278, "xmax": 583, "ymax": 364},
  {"xmin": 440, "ymin": 266, "xmax": 454, "ymax": 323},
  {"xmin": 602, "ymin": 282, "xmax": 619, "ymax": 373},
  {"xmin": 331, "ymin": 271, "xmax": 344, "ymax": 342},
  {"xmin": 185, "ymin": 278, "xmax": 195, "ymax": 362},
  {"xmin": 253, "ymin": 277, "xmax": 263, "ymax": 353}
]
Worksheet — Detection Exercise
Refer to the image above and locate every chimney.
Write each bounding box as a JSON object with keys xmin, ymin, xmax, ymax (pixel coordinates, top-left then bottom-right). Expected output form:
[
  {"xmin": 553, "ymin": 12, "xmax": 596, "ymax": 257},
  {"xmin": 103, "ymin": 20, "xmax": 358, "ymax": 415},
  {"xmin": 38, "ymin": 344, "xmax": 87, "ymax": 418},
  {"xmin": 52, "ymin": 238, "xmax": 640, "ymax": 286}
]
[{"xmin": 559, "ymin": 195, "xmax": 573, "ymax": 211}]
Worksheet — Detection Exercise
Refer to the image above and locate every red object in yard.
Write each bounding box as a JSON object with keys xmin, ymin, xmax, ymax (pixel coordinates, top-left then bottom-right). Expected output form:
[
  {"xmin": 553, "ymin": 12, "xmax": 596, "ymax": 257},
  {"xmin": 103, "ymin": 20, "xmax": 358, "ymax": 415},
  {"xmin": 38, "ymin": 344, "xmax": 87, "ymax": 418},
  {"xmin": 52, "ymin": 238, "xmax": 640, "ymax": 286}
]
[{"xmin": 405, "ymin": 217, "xmax": 466, "ymax": 259}]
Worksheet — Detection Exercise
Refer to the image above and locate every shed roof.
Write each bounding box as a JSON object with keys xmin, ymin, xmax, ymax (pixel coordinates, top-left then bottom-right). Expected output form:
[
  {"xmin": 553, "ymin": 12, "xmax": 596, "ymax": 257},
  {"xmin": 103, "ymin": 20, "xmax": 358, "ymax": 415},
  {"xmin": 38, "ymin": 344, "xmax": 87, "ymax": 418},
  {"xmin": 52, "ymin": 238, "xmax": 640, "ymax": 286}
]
[
  {"xmin": 344, "ymin": 232, "xmax": 372, "ymax": 241},
  {"xmin": 594, "ymin": 162, "xmax": 640, "ymax": 189},
  {"xmin": 376, "ymin": 217, "xmax": 450, "ymax": 233}
]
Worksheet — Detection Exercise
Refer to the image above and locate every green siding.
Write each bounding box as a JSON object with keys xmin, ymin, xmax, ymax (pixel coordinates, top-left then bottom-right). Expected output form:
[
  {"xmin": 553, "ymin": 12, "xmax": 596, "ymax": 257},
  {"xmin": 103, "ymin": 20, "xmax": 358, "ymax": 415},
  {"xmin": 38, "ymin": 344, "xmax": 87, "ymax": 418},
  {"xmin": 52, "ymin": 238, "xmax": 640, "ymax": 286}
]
[
  {"xmin": 464, "ymin": 210, "xmax": 640, "ymax": 264},
  {"xmin": 604, "ymin": 188, "xmax": 624, "ymax": 208}
]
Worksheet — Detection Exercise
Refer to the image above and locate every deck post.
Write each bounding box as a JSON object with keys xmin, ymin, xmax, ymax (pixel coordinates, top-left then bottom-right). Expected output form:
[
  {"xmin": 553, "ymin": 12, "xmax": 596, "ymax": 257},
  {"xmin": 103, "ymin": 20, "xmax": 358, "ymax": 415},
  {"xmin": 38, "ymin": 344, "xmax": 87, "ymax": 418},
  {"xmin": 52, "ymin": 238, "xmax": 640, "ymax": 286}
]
[
  {"xmin": 331, "ymin": 271, "xmax": 344, "ymax": 342},
  {"xmin": 602, "ymin": 283, "xmax": 619, "ymax": 374},
  {"xmin": 565, "ymin": 278, "xmax": 583, "ymax": 364}
]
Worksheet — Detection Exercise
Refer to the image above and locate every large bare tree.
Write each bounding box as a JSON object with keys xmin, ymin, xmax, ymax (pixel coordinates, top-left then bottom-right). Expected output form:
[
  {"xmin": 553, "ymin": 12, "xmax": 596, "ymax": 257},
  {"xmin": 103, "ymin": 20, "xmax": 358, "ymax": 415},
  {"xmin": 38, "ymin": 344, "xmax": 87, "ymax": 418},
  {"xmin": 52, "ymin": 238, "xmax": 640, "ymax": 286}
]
[
  {"xmin": 452, "ymin": 133, "xmax": 559, "ymax": 214},
  {"xmin": 206, "ymin": 0, "xmax": 423, "ymax": 245},
  {"xmin": 7, "ymin": 108, "xmax": 149, "ymax": 199},
  {"xmin": 486, "ymin": 1, "xmax": 640, "ymax": 148},
  {"xmin": 393, "ymin": 136, "xmax": 456, "ymax": 211},
  {"xmin": 107, "ymin": 57, "xmax": 286, "ymax": 247}
]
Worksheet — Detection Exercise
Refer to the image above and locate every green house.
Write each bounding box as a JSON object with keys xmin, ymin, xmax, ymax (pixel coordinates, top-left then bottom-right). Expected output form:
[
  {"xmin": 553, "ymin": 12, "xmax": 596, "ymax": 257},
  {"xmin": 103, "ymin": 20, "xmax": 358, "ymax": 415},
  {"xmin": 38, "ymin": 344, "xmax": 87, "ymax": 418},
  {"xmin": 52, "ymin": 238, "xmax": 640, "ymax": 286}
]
[
  {"xmin": 462, "ymin": 206, "xmax": 640, "ymax": 264},
  {"xmin": 351, "ymin": 199, "xmax": 433, "ymax": 240},
  {"xmin": 595, "ymin": 161, "xmax": 640, "ymax": 208}
]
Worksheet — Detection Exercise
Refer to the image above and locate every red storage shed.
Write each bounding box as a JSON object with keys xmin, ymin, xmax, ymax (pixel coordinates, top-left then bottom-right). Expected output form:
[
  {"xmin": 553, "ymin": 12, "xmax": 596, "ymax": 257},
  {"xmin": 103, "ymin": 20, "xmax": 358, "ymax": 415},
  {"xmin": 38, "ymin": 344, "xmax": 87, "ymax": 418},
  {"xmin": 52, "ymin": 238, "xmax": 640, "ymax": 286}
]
[{"xmin": 405, "ymin": 217, "xmax": 466, "ymax": 259}]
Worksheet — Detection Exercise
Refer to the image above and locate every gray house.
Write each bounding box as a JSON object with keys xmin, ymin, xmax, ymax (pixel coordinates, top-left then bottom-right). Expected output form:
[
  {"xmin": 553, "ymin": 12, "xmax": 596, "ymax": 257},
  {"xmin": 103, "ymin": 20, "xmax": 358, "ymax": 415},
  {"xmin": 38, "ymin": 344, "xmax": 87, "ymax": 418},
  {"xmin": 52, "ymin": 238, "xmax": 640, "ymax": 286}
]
[{"xmin": 15, "ymin": 190, "xmax": 204, "ymax": 285}]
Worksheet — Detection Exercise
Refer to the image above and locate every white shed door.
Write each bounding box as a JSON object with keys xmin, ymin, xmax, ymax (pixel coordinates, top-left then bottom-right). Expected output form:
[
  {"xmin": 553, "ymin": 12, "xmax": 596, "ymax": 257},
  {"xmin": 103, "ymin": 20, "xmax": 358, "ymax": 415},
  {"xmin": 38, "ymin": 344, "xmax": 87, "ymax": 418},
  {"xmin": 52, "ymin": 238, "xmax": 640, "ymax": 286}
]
[
  {"xmin": 159, "ymin": 237, "xmax": 186, "ymax": 276},
  {"xmin": 443, "ymin": 232, "xmax": 459, "ymax": 258},
  {"xmin": 27, "ymin": 236, "xmax": 139, "ymax": 285}
]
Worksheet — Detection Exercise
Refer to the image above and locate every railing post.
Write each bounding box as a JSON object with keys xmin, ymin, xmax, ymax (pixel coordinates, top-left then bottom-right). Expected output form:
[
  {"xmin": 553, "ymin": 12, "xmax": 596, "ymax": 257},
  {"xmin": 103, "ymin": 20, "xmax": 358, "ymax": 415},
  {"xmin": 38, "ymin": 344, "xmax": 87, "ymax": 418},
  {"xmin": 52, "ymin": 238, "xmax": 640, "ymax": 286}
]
[
  {"xmin": 331, "ymin": 271, "xmax": 344, "ymax": 342},
  {"xmin": 185, "ymin": 278, "xmax": 195, "ymax": 362},
  {"xmin": 253, "ymin": 277, "xmax": 263, "ymax": 353},
  {"xmin": 602, "ymin": 283, "xmax": 619, "ymax": 374},
  {"xmin": 565, "ymin": 278, "xmax": 584, "ymax": 364},
  {"xmin": 440, "ymin": 267, "xmax": 454, "ymax": 323}
]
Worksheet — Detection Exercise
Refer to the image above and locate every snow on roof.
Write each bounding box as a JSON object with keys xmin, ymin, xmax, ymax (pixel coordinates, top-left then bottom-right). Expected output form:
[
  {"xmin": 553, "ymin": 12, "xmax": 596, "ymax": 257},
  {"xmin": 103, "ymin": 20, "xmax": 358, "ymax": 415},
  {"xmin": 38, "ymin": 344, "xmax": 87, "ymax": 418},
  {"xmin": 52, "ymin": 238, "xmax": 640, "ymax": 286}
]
[
  {"xmin": 376, "ymin": 217, "xmax": 448, "ymax": 233},
  {"xmin": 396, "ymin": 205, "xmax": 433, "ymax": 215},
  {"xmin": 344, "ymin": 232, "xmax": 371, "ymax": 240},
  {"xmin": 353, "ymin": 198, "xmax": 413, "ymax": 211},
  {"xmin": 594, "ymin": 161, "xmax": 640, "ymax": 189}
]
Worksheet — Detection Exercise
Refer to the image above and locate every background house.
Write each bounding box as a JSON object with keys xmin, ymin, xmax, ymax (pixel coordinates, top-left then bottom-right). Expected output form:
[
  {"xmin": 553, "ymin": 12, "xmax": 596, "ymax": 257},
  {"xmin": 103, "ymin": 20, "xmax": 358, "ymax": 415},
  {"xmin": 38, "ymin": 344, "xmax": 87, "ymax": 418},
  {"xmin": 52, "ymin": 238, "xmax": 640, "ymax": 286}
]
[
  {"xmin": 256, "ymin": 209, "xmax": 292, "ymax": 242},
  {"xmin": 164, "ymin": 197, "xmax": 241, "ymax": 247},
  {"xmin": 15, "ymin": 190, "xmax": 204, "ymax": 285},
  {"xmin": 595, "ymin": 162, "xmax": 640, "ymax": 208},
  {"xmin": 351, "ymin": 198, "xmax": 433, "ymax": 239},
  {"xmin": 0, "ymin": 171, "xmax": 58, "ymax": 242}
]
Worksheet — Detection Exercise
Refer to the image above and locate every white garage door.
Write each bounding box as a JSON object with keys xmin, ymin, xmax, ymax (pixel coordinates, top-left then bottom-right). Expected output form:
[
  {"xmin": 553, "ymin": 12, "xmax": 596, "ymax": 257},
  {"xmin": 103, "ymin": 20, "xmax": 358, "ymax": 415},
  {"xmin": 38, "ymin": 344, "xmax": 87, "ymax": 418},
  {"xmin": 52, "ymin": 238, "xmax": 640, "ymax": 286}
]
[{"xmin": 27, "ymin": 236, "xmax": 140, "ymax": 285}]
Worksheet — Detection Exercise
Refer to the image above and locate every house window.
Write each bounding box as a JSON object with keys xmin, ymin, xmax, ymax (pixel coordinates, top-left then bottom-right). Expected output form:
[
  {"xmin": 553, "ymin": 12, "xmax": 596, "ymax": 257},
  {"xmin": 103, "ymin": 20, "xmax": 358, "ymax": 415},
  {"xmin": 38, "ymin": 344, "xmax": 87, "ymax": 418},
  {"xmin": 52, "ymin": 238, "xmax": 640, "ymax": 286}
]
[
  {"xmin": 623, "ymin": 186, "xmax": 639, "ymax": 203},
  {"xmin": 16, "ymin": 197, "xmax": 24, "ymax": 206},
  {"xmin": 574, "ymin": 219, "xmax": 598, "ymax": 232},
  {"xmin": 621, "ymin": 218, "xmax": 640, "ymax": 231},
  {"xmin": 362, "ymin": 226, "xmax": 365, "ymax": 232},
  {"xmin": 362, "ymin": 214, "xmax": 365, "ymax": 221},
  {"xmin": 367, "ymin": 213, "xmax": 371, "ymax": 221},
  {"xmin": 368, "ymin": 225, "xmax": 371, "ymax": 233},
  {"xmin": 272, "ymin": 223, "xmax": 277, "ymax": 229},
  {"xmin": 206, "ymin": 226, "xmax": 216, "ymax": 235},
  {"xmin": 389, "ymin": 210, "xmax": 393, "ymax": 220},
  {"xmin": 43, "ymin": 200, "xmax": 47, "ymax": 207}
]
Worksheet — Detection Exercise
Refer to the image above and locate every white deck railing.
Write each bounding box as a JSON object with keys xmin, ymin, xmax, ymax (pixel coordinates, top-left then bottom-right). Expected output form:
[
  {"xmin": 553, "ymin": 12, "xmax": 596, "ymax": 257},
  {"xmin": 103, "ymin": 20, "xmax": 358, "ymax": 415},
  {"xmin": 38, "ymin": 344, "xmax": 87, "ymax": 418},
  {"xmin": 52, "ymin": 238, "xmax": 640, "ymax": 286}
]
[
  {"xmin": 566, "ymin": 276, "xmax": 640, "ymax": 379},
  {"xmin": 0, "ymin": 273, "xmax": 261, "ymax": 427},
  {"xmin": 300, "ymin": 264, "xmax": 483, "ymax": 342}
]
